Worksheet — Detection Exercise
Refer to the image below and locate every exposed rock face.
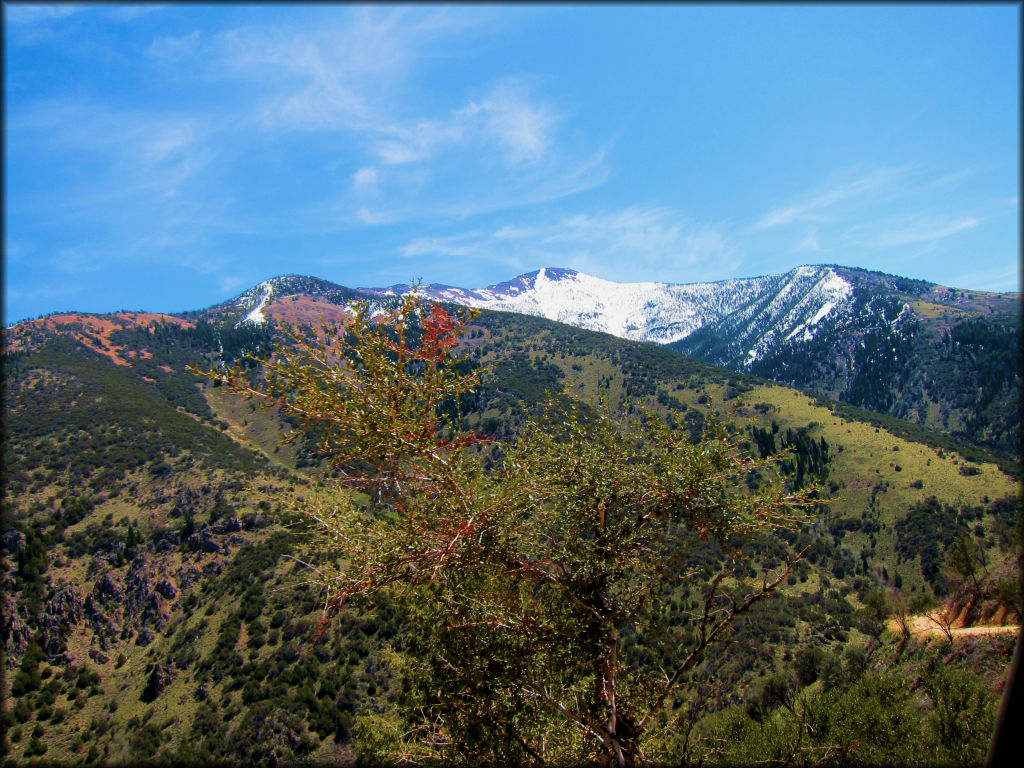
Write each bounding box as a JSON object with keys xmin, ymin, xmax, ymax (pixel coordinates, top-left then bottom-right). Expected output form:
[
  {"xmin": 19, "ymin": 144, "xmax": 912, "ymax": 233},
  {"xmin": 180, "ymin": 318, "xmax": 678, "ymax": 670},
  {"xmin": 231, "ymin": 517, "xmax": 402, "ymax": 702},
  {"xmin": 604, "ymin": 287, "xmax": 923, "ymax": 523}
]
[
  {"xmin": 177, "ymin": 565, "xmax": 201, "ymax": 591},
  {"xmin": 37, "ymin": 584, "xmax": 84, "ymax": 659},
  {"xmin": 187, "ymin": 526, "xmax": 228, "ymax": 554},
  {"xmin": 85, "ymin": 596, "xmax": 117, "ymax": 637},
  {"xmin": 93, "ymin": 539, "xmax": 126, "ymax": 566},
  {"xmin": 211, "ymin": 517, "xmax": 242, "ymax": 534},
  {"xmin": 141, "ymin": 662, "xmax": 176, "ymax": 702},
  {"xmin": 122, "ymin": 555, "xmax": 179, "ymax": 633},
  {"xmin": 168, "ymin": 485, "xmax": 205, "ymax": 518},
  {"xmin": 2, "ymin": 529, "xmax": 26, "ymax": 554},
  {"xmin": 152, "ymin": 528, "xmax": 180, "ymax": 553},
  {"xmin": 155, "ymin": 579, "xmax": 178, "ymax": 600},
  {"xmin": 94, "ymin": 572, "xmax": 123, "ymax": 603},
  {"xmin": 3, "ymin": 592, "xmax": 31, "ymax": 658},
  {"xmin": 50, "ymin": 584, "xmax": 84, "ymax": 623}
]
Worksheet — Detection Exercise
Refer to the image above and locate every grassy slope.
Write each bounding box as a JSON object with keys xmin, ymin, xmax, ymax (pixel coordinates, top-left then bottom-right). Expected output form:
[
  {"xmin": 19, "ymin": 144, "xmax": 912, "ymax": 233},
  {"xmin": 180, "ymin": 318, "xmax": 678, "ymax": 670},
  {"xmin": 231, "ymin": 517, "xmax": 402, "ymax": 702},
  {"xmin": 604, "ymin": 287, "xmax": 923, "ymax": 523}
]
[{"xmin": 2, "ymin": 307, "xmax": 1018, "ymax": 763}]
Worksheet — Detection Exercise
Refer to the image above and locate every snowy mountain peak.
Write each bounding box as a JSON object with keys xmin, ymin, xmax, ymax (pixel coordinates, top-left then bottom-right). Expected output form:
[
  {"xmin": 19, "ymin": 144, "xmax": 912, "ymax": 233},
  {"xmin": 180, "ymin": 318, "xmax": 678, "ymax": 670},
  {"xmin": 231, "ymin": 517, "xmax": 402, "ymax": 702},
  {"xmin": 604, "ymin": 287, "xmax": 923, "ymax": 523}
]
[
  {"xmin": 384, "ymin": 265, "xmax": 854, "ymax": 353},
  {"xmin": 230, "ymin": 275, "xmax": 358, "ymax": 326}
]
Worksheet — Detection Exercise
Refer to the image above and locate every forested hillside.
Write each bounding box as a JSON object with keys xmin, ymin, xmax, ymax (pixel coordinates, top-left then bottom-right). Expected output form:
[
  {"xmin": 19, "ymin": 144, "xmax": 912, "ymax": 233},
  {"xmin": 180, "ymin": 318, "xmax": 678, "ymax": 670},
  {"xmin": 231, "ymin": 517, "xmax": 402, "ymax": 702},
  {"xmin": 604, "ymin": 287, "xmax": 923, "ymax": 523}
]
[
  {"xmin": 1, "ymin": 299, "xmax": 1019, "ymax": 765},
  {"xmin": 673, "ymin": 268, "xmax": 1020, "ymax": 460}
]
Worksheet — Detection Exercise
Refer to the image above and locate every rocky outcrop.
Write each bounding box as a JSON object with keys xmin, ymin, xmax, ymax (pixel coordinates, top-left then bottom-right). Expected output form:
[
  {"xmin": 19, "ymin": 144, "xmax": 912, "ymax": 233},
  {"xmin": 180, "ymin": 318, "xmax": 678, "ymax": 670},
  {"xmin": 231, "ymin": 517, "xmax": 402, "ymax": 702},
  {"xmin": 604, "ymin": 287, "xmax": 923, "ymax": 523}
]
[
  {"xmin": 3, "ymin": 592, "xmax": 31, "ymax": 659},
  {"xmin": 141, "ymin": 662, "xmax": 176, "ymax": 702},
  {"xmin": 94, "ymin": 572, "xmax": 124, "ymax": 603},
  {"xmin": 155, "ymin": 579, "xmax": 178, "ymax": 600},
  {"xmin": 187, "ymin": 526, "xmax": 229, "ymax": 555},
  {"xmin": 2, "ymin": 529, "xmax": 26, "ymax": 554},
  {"xmin": 84, "ymin": 591, "xmax": 120, "ymax": 651},
  {"xmin": 121, "ymin": 555, "xmax": 177, "ymax": 633},
  {"xmin": 177, "ymin": 565, "xmax": 202, "ymax": 591},
  {"xmin": 136, "ymin": 627, "xmax": 155, "ymax": 646},
  {"xmin": 211, "ymin": 516, "xmax": 243, "ymax": 535},
  {"xmin": 152, "ymin": 528, "xmax": 180, "ymax": 554},
  {"xmin": 37, "ymin": 584, "xmax": 84, "ymax": 659},
  {"xmin": 169, "ymin": 485, "xmax": 203, "ymax": 518}
]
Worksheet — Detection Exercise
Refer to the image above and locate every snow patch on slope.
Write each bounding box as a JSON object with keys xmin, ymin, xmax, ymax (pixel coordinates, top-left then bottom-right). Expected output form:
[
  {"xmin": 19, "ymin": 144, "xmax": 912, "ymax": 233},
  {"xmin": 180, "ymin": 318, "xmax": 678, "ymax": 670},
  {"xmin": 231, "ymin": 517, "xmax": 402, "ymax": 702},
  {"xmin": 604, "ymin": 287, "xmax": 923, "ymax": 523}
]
[
  {"xmin": 240, "ymin": 282, "xmax": 274, "ymax": 325},
  {"xmin": 395, "ymin": 265, "xmax": 853, "ymax": 358}
]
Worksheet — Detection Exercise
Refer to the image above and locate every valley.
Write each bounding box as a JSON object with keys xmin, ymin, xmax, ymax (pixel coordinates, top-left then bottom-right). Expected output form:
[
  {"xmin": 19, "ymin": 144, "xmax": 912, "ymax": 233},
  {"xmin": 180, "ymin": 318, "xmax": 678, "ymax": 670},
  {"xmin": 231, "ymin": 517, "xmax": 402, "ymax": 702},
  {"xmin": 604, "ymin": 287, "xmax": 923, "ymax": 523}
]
[{"xmin": 1, "ymin": 266, "xmax": 1019, "ymax": 765}]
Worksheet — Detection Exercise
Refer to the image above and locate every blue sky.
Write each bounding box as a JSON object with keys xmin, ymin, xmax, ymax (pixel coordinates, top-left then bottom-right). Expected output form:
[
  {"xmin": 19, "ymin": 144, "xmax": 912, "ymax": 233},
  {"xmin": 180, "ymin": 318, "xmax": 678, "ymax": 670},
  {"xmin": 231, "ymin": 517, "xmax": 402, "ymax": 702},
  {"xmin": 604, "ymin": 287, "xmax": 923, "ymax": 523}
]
[{"xmin": 4, "ymin": 3, "xmax": 1019, "ymax": 325}]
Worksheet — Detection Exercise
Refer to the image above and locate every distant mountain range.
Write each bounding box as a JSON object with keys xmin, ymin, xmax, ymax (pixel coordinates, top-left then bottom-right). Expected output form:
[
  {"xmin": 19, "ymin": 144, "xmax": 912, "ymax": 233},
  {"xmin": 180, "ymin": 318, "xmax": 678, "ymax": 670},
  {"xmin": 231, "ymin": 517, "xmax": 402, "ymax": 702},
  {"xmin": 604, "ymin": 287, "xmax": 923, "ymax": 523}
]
[
  {"xmin": 364, "ymin": 265, "xmax": 854, "ymax": 349},
  {"xmin": 215, "ymin": 265, "xmax": 1019, "ymax": 459},
  {"xmin": 3, "ymin": 260, "xmax": 1019, "ymax": 764}
]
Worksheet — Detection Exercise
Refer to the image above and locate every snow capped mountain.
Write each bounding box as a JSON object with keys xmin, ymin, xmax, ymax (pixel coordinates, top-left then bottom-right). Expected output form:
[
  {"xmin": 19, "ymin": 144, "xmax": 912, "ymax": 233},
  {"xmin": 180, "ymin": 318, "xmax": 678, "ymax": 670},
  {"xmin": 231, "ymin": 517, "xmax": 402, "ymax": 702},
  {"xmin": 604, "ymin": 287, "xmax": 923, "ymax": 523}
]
[
  {"xmin": 161, "ymin": 264, "xmax": 1022, "ymax": 458},
  {"xmin": 367, "ymin": 265, "xmax": 855, "ymax": 356}
]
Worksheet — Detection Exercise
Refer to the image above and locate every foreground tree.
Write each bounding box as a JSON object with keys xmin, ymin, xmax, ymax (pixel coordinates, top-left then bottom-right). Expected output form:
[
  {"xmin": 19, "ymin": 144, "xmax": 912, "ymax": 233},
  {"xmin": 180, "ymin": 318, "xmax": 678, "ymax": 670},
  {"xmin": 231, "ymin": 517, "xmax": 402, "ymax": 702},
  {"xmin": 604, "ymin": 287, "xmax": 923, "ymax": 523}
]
[{"xmin": 198, "ymin": 294, "xmax": 823, "ymax": 766}]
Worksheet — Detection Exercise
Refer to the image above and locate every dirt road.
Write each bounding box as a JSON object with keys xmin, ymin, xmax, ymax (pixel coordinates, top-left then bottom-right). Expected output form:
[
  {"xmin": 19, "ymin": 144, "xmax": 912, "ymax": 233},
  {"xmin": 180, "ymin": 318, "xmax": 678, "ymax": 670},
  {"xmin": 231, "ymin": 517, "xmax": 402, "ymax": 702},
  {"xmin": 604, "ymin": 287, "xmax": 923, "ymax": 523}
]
[{"xmin": 889, "ymin": 615, "xmax": 1020, "ymax": 639}]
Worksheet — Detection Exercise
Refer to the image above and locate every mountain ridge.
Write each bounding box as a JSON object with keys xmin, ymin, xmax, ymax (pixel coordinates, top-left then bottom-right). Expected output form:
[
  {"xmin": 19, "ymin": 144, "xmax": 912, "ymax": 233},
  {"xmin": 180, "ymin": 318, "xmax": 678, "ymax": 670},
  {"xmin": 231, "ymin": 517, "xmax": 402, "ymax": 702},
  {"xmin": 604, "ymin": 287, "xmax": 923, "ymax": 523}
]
[
  {"xmin": 195, "ymin": 264, "xmax": 1017, "ymax": 458},
  {"xmin": 3, "ymin": 265, "xmax": 1019, "ymax": 764},
  {"xmin": 8, "ymin": 263, "xmax": 1019, "ymax": 459}
]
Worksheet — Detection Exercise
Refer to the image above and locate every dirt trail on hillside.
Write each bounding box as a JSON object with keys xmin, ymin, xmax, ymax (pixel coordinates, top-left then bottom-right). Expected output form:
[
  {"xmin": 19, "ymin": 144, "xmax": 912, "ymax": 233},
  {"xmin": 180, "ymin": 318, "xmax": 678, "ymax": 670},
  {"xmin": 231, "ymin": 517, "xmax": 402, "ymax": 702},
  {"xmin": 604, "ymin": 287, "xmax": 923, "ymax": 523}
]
[{"xmin": 889, "ymin": 615, "xmax": 1021, "ymax": 639}]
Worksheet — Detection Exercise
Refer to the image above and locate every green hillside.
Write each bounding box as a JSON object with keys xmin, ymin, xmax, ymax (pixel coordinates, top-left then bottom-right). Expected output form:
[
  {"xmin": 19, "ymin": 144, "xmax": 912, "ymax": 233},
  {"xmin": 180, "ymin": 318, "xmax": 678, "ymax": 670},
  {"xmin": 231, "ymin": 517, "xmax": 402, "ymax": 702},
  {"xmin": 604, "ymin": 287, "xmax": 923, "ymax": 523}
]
[
  {"xmin": 672, "ymin": 268, "xmax": 1021, "ymax": 461},
  {"xmin": 1, "ymin": 305, "xmax": 1019, "ymax": 765}
]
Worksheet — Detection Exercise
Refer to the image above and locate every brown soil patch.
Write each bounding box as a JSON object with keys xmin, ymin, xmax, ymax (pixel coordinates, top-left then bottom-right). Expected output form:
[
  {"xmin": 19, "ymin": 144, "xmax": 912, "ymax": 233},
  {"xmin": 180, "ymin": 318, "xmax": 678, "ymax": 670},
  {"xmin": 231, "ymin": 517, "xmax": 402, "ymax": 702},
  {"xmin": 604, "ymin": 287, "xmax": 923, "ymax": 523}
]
[
  {"xmin": 6, "ymin": 311, "xmax": 195, "ymax": 364},
  {"xmin": 264, "ymin": 295, "xmax": 353, "ymax": 326}
]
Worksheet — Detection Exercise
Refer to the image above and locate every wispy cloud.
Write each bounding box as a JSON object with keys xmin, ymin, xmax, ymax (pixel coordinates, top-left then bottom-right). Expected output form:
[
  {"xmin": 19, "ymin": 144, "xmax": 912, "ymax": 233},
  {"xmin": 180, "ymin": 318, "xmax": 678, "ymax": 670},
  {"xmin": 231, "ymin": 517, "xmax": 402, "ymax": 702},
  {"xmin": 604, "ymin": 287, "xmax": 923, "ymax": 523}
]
[
  {"xmin": 401, "ymin": 231, "xmax": 492, "ymax": 260},
  {"xmin": 9, "ymin": 99, "xmax": 215, "ymax": 210},
  {"xmin": 8, "ymin": 4, "xmax": 611, "ymax": 288},
  {"xmin": 747, "ymin": 166, "xmax": 1005, "ymax": 259},
  {"xmin": 400, "ymin": 206, "xmax": 739, "ymax": 284},
  {"xmin": 219, "ymin": 7, "xmax": 481, "ymax": 133},
  {"xmin": 949, "ymin": 264, "xmax": 1021, "ymax": 293},
  {"xmin": 147, "ymin": 30, "xmax": 200, "ymax": 60},
  {"xmin": 792, "ymin": 230, "xmax": 822, "ymax": 253},
  {"xmin": 351, "ymin": 167, "xmax": 379, "ymax": 191},
  {"xmin": 4, "ymin": 4, "xmax": 81, "ymax": 25},
  {"xmin": 6, "ymin": 3, "xmax": 165, "ymax": 46},
  {"xmin": 867, "ymin": 216, "xmax": 981, "ymax": 248},
  {"xmin": 752, "ymin": 166, "xmax": 907, "ymax": 230},
  {"xmin": 370, "ymin": 79, "xmax": 560, "ymax": 169}
]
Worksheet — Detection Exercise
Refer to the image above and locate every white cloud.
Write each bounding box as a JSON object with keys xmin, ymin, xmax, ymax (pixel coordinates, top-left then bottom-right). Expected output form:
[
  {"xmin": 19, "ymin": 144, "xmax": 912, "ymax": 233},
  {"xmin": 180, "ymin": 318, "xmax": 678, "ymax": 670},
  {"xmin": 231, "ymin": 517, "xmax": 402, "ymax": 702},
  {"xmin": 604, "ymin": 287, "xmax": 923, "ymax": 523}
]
[
  {"xmin": 949, "ymin": 263, "xmax": 1021, "ymax": 293},
  {"xmin": 400, "ymin": 232, "xmax": 489, "ymax": 260},
  {"xmin": 792, "ymin": 231, "xmax": 821, "ymax": 253},
  {"xmin": 219, "ymin": 7, "xmax": 480, "ymax": 133},
  {"xmin": 399, "ymin": 206, "xmax": 739, "ymax": 283},
  {"xmin": 752, "ymin": 166, "xmax": 907, "ymax": 230},
  {"xmin": 868, "ymin": 217, "xmax": 981, "ymax": 248},
  {"xmin": 147, "ymin": 30, "xmax": 200, "ymax": 60},
  {"xmin": 210, "ymin": 11, "xmax": 596, "ymax": 218},
  {"xmin": 368, "ymin": 79, "xmax": 559, "ymax": 169},
  {"xmin": 354, "ymin": 207, "xmax": 396, "ymax": 226},
  {"xmin": 4, "ymin": 4, "xmax": 80, "ymax": 25},
  {"xmin": 463, "ymin": 79, "xmax": 560, "ymax": 165},
  {"xmin": 374, "ymin": 118, "xmax": 469, "ymax": 165},
  {"xmin": 352, "ymin": 167, "xmax": 379, "ymax": 190}
]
